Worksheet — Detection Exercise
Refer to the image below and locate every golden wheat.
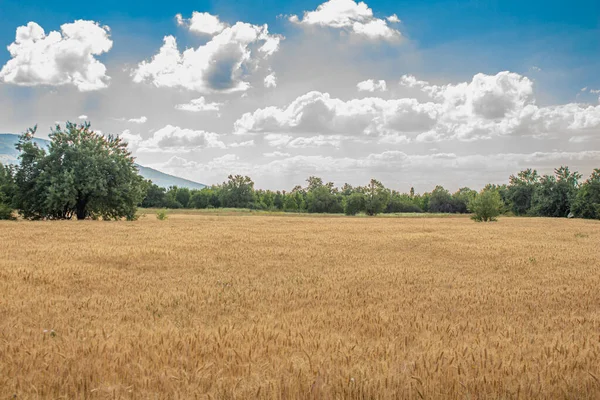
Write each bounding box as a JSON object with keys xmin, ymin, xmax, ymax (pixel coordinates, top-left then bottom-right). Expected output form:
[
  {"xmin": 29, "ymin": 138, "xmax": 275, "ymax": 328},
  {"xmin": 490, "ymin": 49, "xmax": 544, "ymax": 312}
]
[{"xmin": 1, "ymin": 213, "xmax": 599, "ymax": 399}]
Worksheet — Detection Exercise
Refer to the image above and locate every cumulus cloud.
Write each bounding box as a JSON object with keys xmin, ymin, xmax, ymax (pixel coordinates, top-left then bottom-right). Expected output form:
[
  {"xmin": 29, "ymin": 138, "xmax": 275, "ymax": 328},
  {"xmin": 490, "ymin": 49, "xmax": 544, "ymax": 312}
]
[
  {"xmin": 153, "ymin": 149, "xmax": 600, "ymax": 190},
  {"xmin": 235, "ymin": 71, "xmax": 600, "ymax": 143},
  {"xmin": 357, "ymin": 79, "xmax": 386, "ymax": 92},
  {"xmin": 175, "ymin": 97, "xmax": 223, "ymax": 112},
  {"xmin": 0, "ymin": 20, "xmax": 113, "ymax": 91},
  {"xmin": 229, "ymin": 140, "xmax": 255, "ymax": 148},
  {"xmin": 289, "ymin": 0, "xmax": 401, "ymax": 40},
  {"xmin": 176, "ymin": 12, "xmax": 226, "ymax": 35},
  {"xmin": 264, "ymin": 72, "xmax": 277, "ymax": 88},
  {"xmin": 387, "ymin": 14, "xmax": 400, "ymax": 23},
  {"xmin": 264, "ymin": 151, "xmax": 292, "ymax": 157},
  {"xmin": 121, "ymin": 125, "xmax": 225, "ymax": 153},
  {"xmin": 128, "ymin": 116, "xmax": 148, "ymax": 124},
  {"xmin": 234, "ymin": 90, "xmax": 437, "ymax": 141},
  {"xmin": 133, "ymin": 13, "xmax": 282, "ymax": 93}
]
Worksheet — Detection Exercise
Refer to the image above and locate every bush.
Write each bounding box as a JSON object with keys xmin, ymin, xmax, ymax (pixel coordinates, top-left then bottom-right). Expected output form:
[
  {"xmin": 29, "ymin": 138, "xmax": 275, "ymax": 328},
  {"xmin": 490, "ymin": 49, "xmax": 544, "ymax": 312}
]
[
  {"xmin": 0, "ymin": 203, "xmax": 15, "ymax": 220},
  {"xmin": 469, "ymin": 190, "xmax": 503, "ymax": 222},
  {"xmin": 156, "ymin": 209, "xmax": 168, "ymax": 221},
  {"xmin": 344, "ymin": 192, "xmax": 365, "ymax": 216}
]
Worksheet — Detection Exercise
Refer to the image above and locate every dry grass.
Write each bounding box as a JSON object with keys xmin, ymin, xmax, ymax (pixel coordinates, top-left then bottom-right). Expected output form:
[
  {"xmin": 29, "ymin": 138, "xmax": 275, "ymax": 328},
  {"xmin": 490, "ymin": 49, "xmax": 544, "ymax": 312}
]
[{"xmin": 1, "ymin": 214, "xmax": 599, "ymax": 399}]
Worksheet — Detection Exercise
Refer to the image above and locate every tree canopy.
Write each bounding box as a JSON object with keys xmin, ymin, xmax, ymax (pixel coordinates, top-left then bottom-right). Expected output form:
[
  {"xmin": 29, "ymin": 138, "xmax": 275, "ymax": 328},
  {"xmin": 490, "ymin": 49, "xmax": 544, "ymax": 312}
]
[{"xmin": 13, "ymin": 123, "xmax": 145, "ymax": 220}]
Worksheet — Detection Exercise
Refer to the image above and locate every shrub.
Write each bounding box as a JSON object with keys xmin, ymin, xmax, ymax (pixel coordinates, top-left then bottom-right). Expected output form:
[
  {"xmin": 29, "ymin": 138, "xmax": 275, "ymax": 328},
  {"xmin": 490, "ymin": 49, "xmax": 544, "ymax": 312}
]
[
  {"xmin": 156, "ymin": 209, "xmax": 168, "ymax": 221},
  {"xmin": 0, "ymin": 203, "xmax": 15, "ymax": 220},
  {"xmin": 469, "ymin": 190, "xmax": 503, "ymax": 222},
  {"xmin": 344, "ymin": 192, "xmax": 365, "ymax": 216}
]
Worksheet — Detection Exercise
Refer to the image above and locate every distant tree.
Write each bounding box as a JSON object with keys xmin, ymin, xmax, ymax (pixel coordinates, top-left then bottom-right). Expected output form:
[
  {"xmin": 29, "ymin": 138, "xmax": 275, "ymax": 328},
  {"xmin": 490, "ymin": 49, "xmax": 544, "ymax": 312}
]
[
  {"xmin": 452, "ymin": 187, "xmax": 477, "ymax": 214},
  {"xmin": 305, "ymin": 177, "xmax": 343, "ymax": 213},
  {"xmin": 507, "ymin": 169, "xmax": 540, "ymax": 215},
  {"xmin": 364, "ymin": 179, "xmax": 390, "ymax": 216},
  {"xmin": 283, "ymin": 193, "xmax": 298, "ymax": 211},
  {"xmin": 175, "ymin": 187, "xmax": 191, "ymax": 208},
  {"xmin": 273, "ymin": 191, "xmax": 284, "ymax": 210},
  {"xmin": 428, "ymin": 186, "xmax": 454, "ymax": 213},
  {"xmin": 386, "ymin": 194, "xmax": 423, "ymax": 213},
  {"xmin": 469, "ymin": 189, "xmax": 503, "ymax": 222},
  {"xmin": 344, "ymin": 192, "xmax": 365, "ymax": 216},
  {"xmin": 531, "ymin": 166, "xmax": 581, "ymax": 217},
  {"xmin": 220, "ymin": 175, "xmax": 255, "ymax": 208},
  {"xmin": 571, "ymin": 169, "xmax": 600, "ymax": 219},
  {"xmin": 13, "ymin": 123, "xmax": 145, "ymax": 220},
  {"xmin": 0, "ymin": 163, "xmax": 16, "ymax": 220},
  {"xmin": 189, "ymin": 189, "xmax": 209, "ymax": 209},
  {"xmin": 141, "ymin": 181, "xmax": 167, "ymax": 208}
]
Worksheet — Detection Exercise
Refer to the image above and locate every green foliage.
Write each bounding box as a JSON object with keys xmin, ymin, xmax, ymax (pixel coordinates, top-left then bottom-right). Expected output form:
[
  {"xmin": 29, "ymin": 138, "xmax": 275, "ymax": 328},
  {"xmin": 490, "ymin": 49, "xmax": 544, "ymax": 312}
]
[
  {"xmin": 0, "ymin": 203, "xmax": 15, "ymax": 220},
  {"xmin": 175, "ymin": 187, "xmax": 191, "ymax": 208},
  {"xmin": 219, "ymin": 175, "xmax": 255, "ymax": 208},
  {"xmin": 452, "ymin": 187, "xmax": 477, "ymax": 214},
  {"xmin": 141, "ymin": 181, "xmax": 167, "ymax": 208},
  {"xmin": 571, "ymin": 169, "xmax": 600, "ymax": 219},
  {"xmin": 283, "ymin": 193, "xmax": 299, "ymax": 211},
  {"xmin": 469, "ymin": 189, "xmax": 503, "ymax": 222},
  {"xmin": 428, "ymin": 186, "xmax": 454, "ymax": 213},
  {"xmin": 507, "ymin": 169, "xmax": 539, "ymax": 215},
  {"xmin": 305, "ymin": 177, "xmax": 343, "ymax": 213},
  {"xmin": 0, "ymin": 163, "xmax": 17, "ymax": 220},
  {"xmin": 133, "ymin": 165, "xmax": 599, "ymax": 221},
  {"xmin": 13, "ymin": 122, "xmax": 145, "ymax": 220},
  {"xmin": 364, "ymin": 179, "xmax": 390, "ymax": 216},
  {"xmin": 344, "ymin": 192, "xmax": 365, "ymax": 216},
  {"xmin": 531, "ymin": 166, "xmax": 581, "ymax": 218},
  {"xmin": 156, "ymin": 209, "xmax": 168, "ymax": 221}
]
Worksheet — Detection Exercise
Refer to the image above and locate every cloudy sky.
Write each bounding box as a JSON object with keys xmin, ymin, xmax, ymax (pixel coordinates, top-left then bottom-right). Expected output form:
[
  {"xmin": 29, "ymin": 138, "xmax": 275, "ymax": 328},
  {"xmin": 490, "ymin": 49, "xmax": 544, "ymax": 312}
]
[{"xmin": 0, "ymin": 0, "xmax": 599, "ymax": 191}]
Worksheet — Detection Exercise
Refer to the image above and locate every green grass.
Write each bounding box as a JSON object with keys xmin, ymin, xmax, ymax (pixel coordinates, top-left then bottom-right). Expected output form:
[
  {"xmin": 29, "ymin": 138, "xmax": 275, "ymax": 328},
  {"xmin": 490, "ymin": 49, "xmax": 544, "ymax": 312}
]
[{"xmin": 137, "ymin": 207, "xmax": 469, "ymax": 218}]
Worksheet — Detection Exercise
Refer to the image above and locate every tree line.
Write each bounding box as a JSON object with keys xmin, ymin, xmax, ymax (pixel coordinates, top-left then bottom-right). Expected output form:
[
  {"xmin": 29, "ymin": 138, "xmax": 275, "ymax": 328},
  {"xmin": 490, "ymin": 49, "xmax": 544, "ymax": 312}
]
[
  {"xmin": 0, "ymin": 123, "xmax": 599, "ymax": 221},
  {"xmin": 140, "ymin": 167, "xmax": 600, "ymax": 221}
]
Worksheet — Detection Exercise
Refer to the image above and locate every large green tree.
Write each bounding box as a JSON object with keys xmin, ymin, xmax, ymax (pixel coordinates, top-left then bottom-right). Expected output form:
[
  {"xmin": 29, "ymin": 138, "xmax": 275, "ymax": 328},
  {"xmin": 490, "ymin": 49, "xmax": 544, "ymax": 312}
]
[
  {"xmin": 531, "ymin": 166, "xmax": 581, "ymax": 218},
  {"xmin": 507, "ymin": 169, "xmax": 540, "ymax": 215},
  {"xmin": 14, "ymin": 122, "xmax": 145, "ymax": 220},
  {"xmin": 0, "ymin": 163, "xmax": 16, "ymax": 220},
  {"xmin": 571, "ymin": 169, "xmax": 600, "ymax": 219},
  {"xmin": 219, "ymin": 175, "xmax": 255, "ymax": 208},
  {"xmin": 363, "ymin": 179, "xmax": 390, "ymax": 216}
]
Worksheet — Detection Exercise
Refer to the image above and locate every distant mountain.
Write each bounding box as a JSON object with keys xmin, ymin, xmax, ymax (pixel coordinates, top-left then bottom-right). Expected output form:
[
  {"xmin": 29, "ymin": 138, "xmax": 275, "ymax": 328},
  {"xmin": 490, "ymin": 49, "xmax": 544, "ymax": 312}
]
[{"xmin": 0, "ymin": 134, "xmax": 206, "ymax": 190}]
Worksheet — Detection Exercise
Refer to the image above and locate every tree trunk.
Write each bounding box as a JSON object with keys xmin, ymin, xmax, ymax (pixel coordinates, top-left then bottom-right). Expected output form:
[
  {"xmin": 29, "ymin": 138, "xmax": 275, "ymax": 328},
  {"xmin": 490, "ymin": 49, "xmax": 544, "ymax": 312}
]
[{"xmin": 76, "ymin": 199, "xmax": 88, "ymax": 220}]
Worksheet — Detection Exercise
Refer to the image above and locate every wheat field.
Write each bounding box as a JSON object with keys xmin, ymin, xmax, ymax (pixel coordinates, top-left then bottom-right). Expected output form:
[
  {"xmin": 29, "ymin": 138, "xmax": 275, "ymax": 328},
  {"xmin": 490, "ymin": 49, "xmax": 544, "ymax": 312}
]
[{"xmin": 0, "ymin": 213, "xmax": 599, "ymax": 399}]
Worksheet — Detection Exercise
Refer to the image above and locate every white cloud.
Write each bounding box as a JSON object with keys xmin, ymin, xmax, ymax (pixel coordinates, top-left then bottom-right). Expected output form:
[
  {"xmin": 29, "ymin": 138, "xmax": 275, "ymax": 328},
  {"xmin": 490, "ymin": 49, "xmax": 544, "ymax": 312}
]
[
  {"xmin": 78, "ymin": 115, "xmax": 88, "ymax": 120},
  {"xmin": 264, "ymin": 151, "xmax": 291, "ymax": 157},
  {"xmin": 122, "ymin": 125, "xmax": 225, "ymax": 153},
  {"xmin": 569, "ymin": 135, "xmax": 597, "ymax": 143},
  {"xmin": 387, "ymin": 14, "xmax": 400, "ymax": 23},
  {"xmin": 290, "ymin": 0, "xmax": 401, "ymax": 40},
  {"xmin": 357, "ymin": 79, "xmax": 386, "ymax": 92},
  {"xmin": 176, "ymin": 12, "xmax": 226, "ymax": 35},
  {"xmin": 132, "ymin": 13, "xmax": 282, "ymax": 93},
  {"xmin": 175, "ymin": 97, "xmax": 223, "ymax": 112},
  {"xmin": 229, "ymin": 140, "xmax": 255, "ymax": 148},
  {"xmin": 154, "ymin": 149, "xmax": 600, "ymax": 190},
  {"xmin": 530, "ymin": 66, "xmax": 542, "ymax": 72},
  {"xmin": 264, "ymin": 72, "xmax": 277, "ymax": 88},
  {"xmin": 0, "ymin": 20, "xmax": 112, "ymax": 91},
  {"xmin": 235, "ymin": 71, "xmax": 600, "ymax": 143},
  {"xmin": 128, "ymin": 116, "xmax": 148, "ymax": 124}
]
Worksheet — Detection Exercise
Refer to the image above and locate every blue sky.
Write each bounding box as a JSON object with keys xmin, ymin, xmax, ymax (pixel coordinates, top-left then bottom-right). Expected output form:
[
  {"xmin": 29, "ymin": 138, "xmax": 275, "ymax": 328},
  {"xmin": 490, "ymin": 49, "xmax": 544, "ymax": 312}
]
[
  {"xmin": 2, "ymin": 0, "xmax": 598, "ymax": 89},
  {"xmin": 0, "ymin": 0, "xmax": 599, "ymax": 190}
]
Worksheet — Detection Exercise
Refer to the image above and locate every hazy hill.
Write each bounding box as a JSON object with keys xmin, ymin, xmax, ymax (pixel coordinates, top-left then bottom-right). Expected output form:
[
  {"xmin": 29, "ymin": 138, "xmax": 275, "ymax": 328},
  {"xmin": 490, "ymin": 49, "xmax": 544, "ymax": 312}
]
[{"xmin": 0, "ymin": 134, "xmax": 206, "ymax": 190}]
